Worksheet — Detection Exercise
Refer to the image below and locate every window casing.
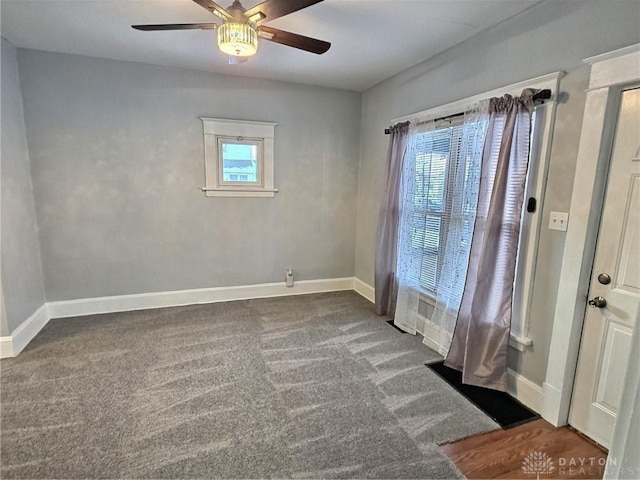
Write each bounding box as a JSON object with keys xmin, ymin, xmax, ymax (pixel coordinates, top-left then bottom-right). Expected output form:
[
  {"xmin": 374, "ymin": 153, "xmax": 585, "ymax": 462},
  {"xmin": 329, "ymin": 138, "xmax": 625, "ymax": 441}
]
[{"xmin": 201, "ymin": 118, "xmax": 277, "ymax": 197}]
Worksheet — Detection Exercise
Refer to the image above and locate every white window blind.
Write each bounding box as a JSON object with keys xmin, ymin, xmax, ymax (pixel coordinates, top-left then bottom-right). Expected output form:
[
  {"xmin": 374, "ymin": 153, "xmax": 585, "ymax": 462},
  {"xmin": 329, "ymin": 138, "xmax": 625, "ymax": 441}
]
[{"xmin": 410, "ymin": 120, "xmax": 479, "ymax": 298}]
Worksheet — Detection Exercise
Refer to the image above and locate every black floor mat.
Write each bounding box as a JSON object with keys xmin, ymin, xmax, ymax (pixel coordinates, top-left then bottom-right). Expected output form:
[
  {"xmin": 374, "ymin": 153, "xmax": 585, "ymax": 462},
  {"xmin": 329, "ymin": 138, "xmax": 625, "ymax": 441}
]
[
  {"xmin": 426, "ymin": 361, "xmax": 539, "ymax": 429},
  {"xmin": 386, "ymin": 320, "xmax": 407, "ymax": 333}
]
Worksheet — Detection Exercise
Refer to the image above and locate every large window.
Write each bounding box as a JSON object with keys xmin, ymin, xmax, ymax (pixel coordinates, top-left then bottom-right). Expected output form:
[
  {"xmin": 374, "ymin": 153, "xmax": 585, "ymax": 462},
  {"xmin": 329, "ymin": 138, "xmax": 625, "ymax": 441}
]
[
  {"xmin": 395, "ymin": 73, "xmax": 562, "ymax": 350},
  {"xmin": 410, "ymin": 112, "xmax": 542, "ymax": 350}
]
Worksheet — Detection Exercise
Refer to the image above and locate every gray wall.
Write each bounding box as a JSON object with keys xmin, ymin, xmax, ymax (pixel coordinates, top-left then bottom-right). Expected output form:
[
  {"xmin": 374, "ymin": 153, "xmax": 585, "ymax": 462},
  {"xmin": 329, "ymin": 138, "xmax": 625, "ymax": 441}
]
[
  {"xmin": 355, "ymin": 0, "xmax": 640, "ymax": 385},
  {"xmin": 17, "ymin": 50, "xmax": 362, "ymax": 301},
  {"xmin": 1, "ymin": 38, "xmax": 46, "ymax": 335}
]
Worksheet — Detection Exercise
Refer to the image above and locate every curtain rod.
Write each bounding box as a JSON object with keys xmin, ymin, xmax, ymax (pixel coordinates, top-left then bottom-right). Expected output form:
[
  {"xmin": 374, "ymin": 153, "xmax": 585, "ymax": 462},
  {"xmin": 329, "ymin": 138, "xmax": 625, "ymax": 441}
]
[{"xmin": 384, "ymin": 89, "xmax": 552, "ymax": 134}]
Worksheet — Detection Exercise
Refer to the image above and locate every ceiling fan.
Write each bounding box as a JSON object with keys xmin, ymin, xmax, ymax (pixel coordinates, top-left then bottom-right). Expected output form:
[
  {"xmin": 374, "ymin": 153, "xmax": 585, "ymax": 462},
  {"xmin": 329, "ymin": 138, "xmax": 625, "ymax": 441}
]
[{"xmin": 132, "ymin": 0, "xmax": 330, "ymax": 64}]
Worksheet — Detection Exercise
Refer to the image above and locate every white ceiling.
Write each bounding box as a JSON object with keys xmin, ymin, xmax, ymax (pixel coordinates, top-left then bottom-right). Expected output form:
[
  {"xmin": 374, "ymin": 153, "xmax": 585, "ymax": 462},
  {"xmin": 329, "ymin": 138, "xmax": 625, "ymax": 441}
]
[{"xmin": 0, "ymin": 0, "xmax": 541, "ymax": 92}]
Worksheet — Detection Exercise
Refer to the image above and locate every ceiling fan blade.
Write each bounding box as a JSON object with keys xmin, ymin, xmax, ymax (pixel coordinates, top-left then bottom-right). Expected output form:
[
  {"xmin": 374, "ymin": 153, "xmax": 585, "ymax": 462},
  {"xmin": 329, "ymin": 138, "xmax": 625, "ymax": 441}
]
[
  {"xmin": 132, "ymin": 23, "xmax": 218, "ymax": 31},
  {"xmin": 191, "ymin": 0, "xmax": 232, "ymax": 20},
  {"xmin": 258, "ymin": 26, "xmax": 330, "ymax": 54},
  {"xmin": 244, "ymin": 0, "xmax": 324, "ymax": 24}
]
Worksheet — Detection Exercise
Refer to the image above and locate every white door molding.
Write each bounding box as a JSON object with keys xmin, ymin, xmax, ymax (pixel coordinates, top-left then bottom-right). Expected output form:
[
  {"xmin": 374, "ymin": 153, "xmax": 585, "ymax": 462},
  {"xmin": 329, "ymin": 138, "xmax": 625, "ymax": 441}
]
[{"xmin": 542, "ymin": 44, "xmax": 640, "ymax": 426}]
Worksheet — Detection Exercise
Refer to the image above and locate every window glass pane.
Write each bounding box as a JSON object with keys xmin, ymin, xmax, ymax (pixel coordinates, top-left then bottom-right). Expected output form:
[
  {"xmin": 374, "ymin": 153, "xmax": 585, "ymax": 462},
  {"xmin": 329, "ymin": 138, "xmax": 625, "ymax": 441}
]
[
  {"xmin": 411, "ymin": 123, "xmax": 477, "ymax": 295},
  {"xmin": 221, "ymin": 142, "xmax": 258, "ymax": 183},
  {"xmin": 418, "ymin": 215, "xmax": 442, "ymax": 292}
]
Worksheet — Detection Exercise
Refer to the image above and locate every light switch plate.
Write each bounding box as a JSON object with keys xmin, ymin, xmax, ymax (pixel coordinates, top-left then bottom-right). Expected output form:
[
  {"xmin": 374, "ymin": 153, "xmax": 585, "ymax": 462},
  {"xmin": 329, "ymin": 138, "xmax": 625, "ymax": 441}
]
[{"xmin": 549, "ymin": 211, "xmax": 569, "ymax": 231}]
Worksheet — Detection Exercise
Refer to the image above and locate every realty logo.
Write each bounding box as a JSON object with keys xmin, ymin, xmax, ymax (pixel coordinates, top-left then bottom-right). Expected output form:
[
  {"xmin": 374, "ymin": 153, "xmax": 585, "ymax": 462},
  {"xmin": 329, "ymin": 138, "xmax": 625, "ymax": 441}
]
[{"xmin": 522, "ymin": 451, "xmax": 555, "ymax": 479}]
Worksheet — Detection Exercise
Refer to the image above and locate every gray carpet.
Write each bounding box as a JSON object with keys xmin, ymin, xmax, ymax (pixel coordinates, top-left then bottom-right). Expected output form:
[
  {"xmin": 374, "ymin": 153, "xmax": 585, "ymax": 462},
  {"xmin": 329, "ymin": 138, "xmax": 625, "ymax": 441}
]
[{"xmin": 0, "ymin": 291, "xmax": 498, "ymax": 479}]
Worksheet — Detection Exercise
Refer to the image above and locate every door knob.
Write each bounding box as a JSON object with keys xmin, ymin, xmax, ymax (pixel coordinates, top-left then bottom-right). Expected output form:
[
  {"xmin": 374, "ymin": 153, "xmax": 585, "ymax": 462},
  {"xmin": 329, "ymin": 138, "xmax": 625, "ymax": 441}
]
[
  {"xmin": 597, "ymin": 273, "xmax": 612, "ymax": 285},
  {"xmin": 588, "ymin": 296, "xmax": 607, "ymax": 308}
]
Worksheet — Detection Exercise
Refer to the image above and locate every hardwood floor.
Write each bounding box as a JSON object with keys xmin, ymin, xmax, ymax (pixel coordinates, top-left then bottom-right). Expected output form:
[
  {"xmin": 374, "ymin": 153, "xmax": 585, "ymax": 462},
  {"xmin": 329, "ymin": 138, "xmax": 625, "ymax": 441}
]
[{"xmin": 441, "ymin": 419, "xmax": 608, "ymax": 479}]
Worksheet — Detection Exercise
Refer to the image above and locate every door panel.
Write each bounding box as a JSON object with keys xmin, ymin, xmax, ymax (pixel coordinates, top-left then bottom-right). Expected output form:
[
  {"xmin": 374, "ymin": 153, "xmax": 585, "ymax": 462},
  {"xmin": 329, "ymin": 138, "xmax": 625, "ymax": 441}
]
[
  {"xmin": 594, "ymin": 321, "xmax": 632, "ymax": 412},
  {"xmin": 616, "ymin": 176, "xmax": 640, "ymax": 292},
  {"xmin": 569, "ymin": 87, "xmax": 640, "ymax": 448}
]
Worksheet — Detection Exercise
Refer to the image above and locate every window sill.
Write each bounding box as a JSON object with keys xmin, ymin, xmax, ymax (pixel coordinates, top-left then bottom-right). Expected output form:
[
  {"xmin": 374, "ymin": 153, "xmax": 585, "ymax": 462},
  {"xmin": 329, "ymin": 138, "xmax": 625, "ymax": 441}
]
[
  {"xmin": 201, "ymin": 187, "xmax": 279, "ymax": 198},
  {"xmin": 509, "ymin": 334, "xmax": 533, "ymax": 352},
  {"xmin": 419, "ymin": 289, "xmax": 533, "ymax": 351}
]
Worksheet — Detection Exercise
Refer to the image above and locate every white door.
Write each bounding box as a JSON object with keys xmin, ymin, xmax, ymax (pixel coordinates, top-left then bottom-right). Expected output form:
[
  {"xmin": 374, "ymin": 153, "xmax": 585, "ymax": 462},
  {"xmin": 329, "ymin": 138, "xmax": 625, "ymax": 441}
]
[{"xmin": 569, "ymin": 86, "xmax": 640, "ymax": 449}]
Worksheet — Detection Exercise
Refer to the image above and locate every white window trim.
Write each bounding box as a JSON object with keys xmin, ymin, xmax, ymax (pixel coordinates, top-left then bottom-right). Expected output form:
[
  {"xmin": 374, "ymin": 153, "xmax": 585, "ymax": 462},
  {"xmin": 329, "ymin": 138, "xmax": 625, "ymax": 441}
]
[
  {"xmin": 201, "ymin": 118, "xmax": 278, "ymax": 197},
  {"xmin": 393, "ymin": 71, "xmax": 564, "ymax": 351}
]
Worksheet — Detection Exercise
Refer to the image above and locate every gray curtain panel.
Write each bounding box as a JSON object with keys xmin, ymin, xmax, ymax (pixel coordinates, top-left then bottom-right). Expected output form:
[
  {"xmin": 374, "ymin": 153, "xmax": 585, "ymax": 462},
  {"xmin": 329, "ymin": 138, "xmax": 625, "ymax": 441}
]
[
  {"xmin": 445, "ymin": 90, "xmax": 538, "ymax": 391},
  {"xmin": 375, "ymin": 122, "xmax": 410, "ymax": 316}
]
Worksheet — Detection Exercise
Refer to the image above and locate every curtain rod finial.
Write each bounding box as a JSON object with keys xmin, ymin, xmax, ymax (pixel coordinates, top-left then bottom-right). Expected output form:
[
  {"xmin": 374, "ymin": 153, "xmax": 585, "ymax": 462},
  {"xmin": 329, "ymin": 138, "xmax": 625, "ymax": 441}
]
[{"xmin": 533, "ymin": 89, "xmax": 552, "ymax": 103}]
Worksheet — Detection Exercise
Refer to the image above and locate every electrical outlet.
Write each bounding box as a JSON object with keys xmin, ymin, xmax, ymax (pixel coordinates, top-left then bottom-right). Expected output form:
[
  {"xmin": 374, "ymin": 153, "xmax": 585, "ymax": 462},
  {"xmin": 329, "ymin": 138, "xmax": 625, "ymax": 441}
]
[
  {"xmin": 549, "ymin": 211, "xmax": 569, "ymax": 231},
  {"xmin": 285, "ymin": 268, "xmax": 294, "ymax": 287}
]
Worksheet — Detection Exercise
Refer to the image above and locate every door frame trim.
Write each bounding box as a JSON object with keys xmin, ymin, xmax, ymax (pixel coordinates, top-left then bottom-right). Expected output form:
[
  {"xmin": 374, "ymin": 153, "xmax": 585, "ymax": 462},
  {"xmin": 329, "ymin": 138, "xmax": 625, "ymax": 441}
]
[{"xmin": 542, "ymin": 43, "xmax": 640, "ymax": 426}]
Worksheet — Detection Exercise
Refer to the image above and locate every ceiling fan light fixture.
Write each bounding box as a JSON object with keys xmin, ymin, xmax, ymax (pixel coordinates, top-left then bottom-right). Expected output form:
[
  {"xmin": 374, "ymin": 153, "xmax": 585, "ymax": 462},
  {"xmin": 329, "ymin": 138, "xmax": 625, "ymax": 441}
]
[{"xmin": 218, "ymin": 22, "xmax": 258, "ymax": 57}]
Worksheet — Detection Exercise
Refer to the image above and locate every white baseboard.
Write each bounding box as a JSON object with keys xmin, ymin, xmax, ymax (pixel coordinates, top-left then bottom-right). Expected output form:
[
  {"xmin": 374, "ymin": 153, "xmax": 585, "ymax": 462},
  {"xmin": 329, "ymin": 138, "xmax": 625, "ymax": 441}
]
[
  {"xmin": 0, "ymin": 336, "xmax": 14, "ymax": 358},
  {"xmin": 2, "ymin": 277, "xmax": 357, "ymax": 358},
  {"xmin": 416, "ymin": 314, "xmax": 543, "ymax": 414},
  {"xmin": 48, "ymin": 277, "xmax": 355, "ymax": 319},
  {"xmin": 0, "ymin": 304, "xmax": 49, "ymax": 358},
  {"xmin": 507, "ymin": 368, "xmax": 544, "ymax": 414},
  {"xmin": 353, "ymin": 278, "xmax": 374, "ymax": 303}
]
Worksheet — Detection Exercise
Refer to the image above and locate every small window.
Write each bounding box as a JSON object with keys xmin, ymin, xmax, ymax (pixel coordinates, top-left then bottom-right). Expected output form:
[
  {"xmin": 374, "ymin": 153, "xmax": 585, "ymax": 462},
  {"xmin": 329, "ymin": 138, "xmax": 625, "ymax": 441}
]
[
  {"xmin": 218, "ymin": 138, "xmax": 262, "ymax": 186},
  {"xmin": 201, "ymin": 118, "xmax": 277, "ymax": 197}
]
